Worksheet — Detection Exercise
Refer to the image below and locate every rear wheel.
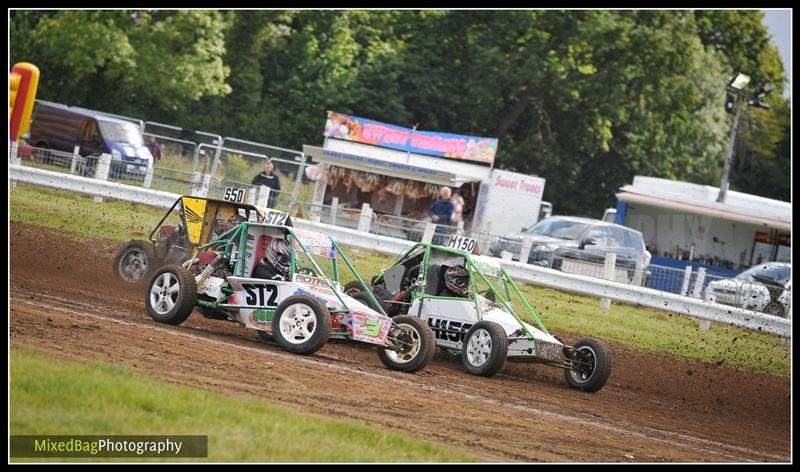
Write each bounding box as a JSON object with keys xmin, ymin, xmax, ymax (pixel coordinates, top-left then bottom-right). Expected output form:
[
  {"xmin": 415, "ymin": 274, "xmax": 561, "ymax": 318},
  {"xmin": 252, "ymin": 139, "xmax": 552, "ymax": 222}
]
[
  {"xmin": 763, "ymin": 301, "xmax": 786, "ymax": 318},
  {"xmin": 378, "ymin": 315, "xmax": 435, "ymax": 373},
  {"xmin": 145, "ymin": 265, "xmax": 197, "ymax": 325},
  {"xmin": 564, "ymin": 338, "xmax": 612, "ymax": 393},
  {"xmin": 343, "ymin": 280, "xmax": 365, "ymax": 295},
  {"xmin": 461, "ymin": 321, "xmax": 508, "ymax": 377},
  {"xmin": 114, "ymin": 240, "xmax": 157, "ymax": 284},
  {"xmin": 272, "ymin": 295, "xmax": 331, "ymax": 355}
]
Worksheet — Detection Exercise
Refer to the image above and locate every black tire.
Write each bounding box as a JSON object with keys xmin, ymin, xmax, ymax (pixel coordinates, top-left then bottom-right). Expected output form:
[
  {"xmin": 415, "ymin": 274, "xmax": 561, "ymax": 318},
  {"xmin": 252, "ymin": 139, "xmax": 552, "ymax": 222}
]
[
  {"xmin": 272, "ymin": 295, "xmax": 332, "ymax": 355},
  {"xmin": 378, "ymin": 315, "xmax": 436, "ymax": 373},
  {"xmin": 145, "ymin": 264, "xmax": 197, "ymax": 325},
  {"xmin": 350, "ymin": 291, "xmax": 386, "ymax": 313},
  {"xmin": 564, "ymin": 337, "xmax": 612, "ymax": 393},
  {"xmin": 461, "ymin": 320, "xmax": 509, "ymax": 377},
  {"xmin": 763, "ymin": 301, "xmax": 786, "ymax": 318},
  {"xmin": 113, "ymin": 240, "xmax": 158, "ymax": 284},
  {"xmin": 343, "ymin": 280, "xmax": 366, "ymax": 295}
]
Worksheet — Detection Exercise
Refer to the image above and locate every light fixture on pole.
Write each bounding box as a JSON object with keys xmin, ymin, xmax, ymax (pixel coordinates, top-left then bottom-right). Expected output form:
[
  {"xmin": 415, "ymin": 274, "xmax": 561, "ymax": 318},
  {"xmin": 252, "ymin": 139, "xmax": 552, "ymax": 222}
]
[{"xmin": 716, "ymin": 73, "xmax": 772, "ymax": 204}]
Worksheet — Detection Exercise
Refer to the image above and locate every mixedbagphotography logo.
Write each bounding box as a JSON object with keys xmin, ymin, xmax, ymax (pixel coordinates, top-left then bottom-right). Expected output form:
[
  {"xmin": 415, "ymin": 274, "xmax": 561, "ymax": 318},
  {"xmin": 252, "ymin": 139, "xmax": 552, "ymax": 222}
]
[{"xmin": 10, "ymin": 435, "xmax": 208, "ymax": 458}]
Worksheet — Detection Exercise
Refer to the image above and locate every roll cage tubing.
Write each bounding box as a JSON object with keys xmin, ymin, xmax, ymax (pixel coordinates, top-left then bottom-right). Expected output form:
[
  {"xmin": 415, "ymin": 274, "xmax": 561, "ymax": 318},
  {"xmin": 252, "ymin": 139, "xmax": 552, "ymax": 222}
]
[
  {"xmin": 375, "ymin": 243, "xmax": 549, "ymax": 339},
  {"xmin": 197, "ymin": 222, "xmax": 390, "ymax": 318},
  {"xmin": 147, "ymin": 196, "xmax": 263, "ymax": 244}
]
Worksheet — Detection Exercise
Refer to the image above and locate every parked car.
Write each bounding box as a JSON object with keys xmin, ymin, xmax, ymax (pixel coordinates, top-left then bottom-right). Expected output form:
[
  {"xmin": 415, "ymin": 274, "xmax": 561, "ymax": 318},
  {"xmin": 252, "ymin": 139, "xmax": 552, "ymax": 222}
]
[
  {"xmin": 28, "ymin": 100, "xmax": 153, "ymax": 180},
  {"xmin": 705, "ymin": 262, "xmax": 791, "ymax": 318},
  {"xmin": 488, "ymin": 216, "xmax": 651, "ymax": 276}
]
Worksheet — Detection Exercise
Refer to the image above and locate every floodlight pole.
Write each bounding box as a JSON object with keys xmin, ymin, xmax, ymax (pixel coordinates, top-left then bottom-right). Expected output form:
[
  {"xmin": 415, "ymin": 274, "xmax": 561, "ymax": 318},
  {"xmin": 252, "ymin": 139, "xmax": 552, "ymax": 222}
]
[{"xmin": 716, "ymin": 93, "xmax": 744, "ymax": 204}]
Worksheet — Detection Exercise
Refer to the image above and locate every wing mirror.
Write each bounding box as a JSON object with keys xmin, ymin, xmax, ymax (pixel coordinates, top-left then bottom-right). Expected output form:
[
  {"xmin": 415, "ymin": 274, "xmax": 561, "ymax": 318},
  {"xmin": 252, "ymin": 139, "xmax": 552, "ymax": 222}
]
[{"xmin": 579, "ymin": 238, "xmax": 597, "ymax": 250}]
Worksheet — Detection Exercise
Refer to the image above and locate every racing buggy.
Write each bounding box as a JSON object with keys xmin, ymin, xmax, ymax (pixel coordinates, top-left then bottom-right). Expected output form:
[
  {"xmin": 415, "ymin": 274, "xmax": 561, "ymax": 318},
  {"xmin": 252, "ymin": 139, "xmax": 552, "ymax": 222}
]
[
  {"xmin": 143, "ymin": 221, "xmax": 436, "ymax": 372},
  {"xmin": 344, "ymin": 237, "xmax": 613, "ymax": 392},
  {"xmin": 112, "ymin": 192, "xmax": 289, "ymax": 284}
]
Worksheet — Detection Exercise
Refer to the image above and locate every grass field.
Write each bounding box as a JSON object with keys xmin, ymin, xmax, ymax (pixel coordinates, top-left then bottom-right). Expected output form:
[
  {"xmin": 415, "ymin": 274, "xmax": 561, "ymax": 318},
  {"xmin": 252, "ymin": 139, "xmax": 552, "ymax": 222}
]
[
  {"xmin": 10, "ymin": 347, "xmax": 475, "ymax": 462},
  {"xmin": 9, "ymin": 183, "xmax": 791, "ymax": 377}
]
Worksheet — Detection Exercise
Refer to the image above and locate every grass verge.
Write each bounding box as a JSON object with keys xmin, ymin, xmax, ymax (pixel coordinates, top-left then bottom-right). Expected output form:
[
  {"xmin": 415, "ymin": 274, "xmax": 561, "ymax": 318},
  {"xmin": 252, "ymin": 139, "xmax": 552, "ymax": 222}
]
[{"xmin": 10, "ymin": 347, "xmax": 474, "ymax": 462}]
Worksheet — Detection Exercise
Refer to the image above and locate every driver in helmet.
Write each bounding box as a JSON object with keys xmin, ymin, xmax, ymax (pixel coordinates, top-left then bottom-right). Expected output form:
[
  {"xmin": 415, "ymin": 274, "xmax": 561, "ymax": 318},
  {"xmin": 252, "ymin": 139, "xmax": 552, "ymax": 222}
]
[
  {"xmin": 252, "ymin": 238, "xmax": 291, "ymax": 281},
  {"xmin": 440, "ymin": 264, "xmax": 470, "ymax": 298}
]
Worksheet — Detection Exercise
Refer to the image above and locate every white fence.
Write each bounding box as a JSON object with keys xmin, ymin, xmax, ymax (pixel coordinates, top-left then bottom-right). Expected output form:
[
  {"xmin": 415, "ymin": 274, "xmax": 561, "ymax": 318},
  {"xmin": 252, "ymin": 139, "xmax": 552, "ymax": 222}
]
[{"xmin": 9, "ymin": 164, "xmax": 791, "ymax": 338}]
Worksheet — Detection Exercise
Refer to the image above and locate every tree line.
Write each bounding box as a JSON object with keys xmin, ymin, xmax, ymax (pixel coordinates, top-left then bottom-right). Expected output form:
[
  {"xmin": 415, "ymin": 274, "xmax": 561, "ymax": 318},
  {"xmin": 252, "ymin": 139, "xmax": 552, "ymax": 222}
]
[{"xmin": 10, "ymin": 10, "xmax": 790, "ymax": 214}]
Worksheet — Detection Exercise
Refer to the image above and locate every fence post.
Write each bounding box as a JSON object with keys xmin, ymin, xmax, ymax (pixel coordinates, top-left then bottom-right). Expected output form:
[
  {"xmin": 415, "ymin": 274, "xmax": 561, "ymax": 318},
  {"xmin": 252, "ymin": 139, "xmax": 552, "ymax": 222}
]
[
  {"xmin": 456, "ymin": 220, "xmax": 465, "ymax": 236},
  {"xmin": 247, "ymin": 187, "xmax": 256, "ymax": 206},
  {"xmin": 69, "ymin": 145, "xmax": 80, "ymax": 174},
  {"xmin": 600, "ymin": 252, "xmax": 617, "ymax": 310},
  {"xmin": 92, "ymin": 153, "xmax": 112, "ymax": 203},
  {"xmin": 632, "ymin": 257, "xmax": 645, "ymax": 286},
  {"xmin": 422, "ymin": 222, "xmax": 436, "ymax": 244},
  {"xmin": 289, "ymin": 154, "xmax": 306, "ymax": 212},
  {"xmin": 519, "ymin": 237, "xmax": 534, "ymax": 265},
  {"xmin": 680, "ymin": 265, "xmax": 693, "ymax": 296},
  {"xmin": 698, "ymin": 319, "xmax": 711, "ymax": 331},
  {"xmin": 257, "ymin": 185, "xmax": 270, "ymax": 209},
  {"xmin": 143, "ymin": 164, "xmax": 154, "ymax": 189},
  {"xmin": 330, "ymin": 197, "xmax": 339, "ymax": 226},
  {"xmin": 691, "ymin": 267, "xmax": 707, "ymax": 299},
  {"xmin": 357, "ymin": 203, "xmax": 372, "ymax": 233}
]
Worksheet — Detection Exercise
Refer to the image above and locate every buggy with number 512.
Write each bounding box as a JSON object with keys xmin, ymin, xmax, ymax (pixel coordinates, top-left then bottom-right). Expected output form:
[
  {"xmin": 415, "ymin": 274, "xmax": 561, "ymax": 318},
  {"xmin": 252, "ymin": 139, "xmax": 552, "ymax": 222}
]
[
  {"xmin": 344, "ymin": 236, "xmax": 613, "ymax": 392},
  {"xmin": 144, "ymin": 220, "xmax": 436, "ymax": 372}
]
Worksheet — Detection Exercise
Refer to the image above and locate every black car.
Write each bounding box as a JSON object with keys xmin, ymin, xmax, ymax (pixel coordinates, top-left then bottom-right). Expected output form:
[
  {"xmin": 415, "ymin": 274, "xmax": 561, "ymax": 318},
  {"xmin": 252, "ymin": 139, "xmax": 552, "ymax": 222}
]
[{"xmin": 488, "ymin": 216, "xmax": 651, "ymax": 273}]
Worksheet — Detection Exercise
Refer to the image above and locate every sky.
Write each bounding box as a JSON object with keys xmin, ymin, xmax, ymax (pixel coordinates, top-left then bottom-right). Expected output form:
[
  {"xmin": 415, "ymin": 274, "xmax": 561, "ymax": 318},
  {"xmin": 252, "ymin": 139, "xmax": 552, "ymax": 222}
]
[{"xmin": 762, "ymin": 9, "xmax": 791, "ymax": 99}]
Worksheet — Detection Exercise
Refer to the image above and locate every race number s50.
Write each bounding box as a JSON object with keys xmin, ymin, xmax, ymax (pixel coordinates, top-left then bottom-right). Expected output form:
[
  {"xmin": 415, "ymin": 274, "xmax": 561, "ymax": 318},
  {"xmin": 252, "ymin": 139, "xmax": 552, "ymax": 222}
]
[
  {"xmin": 447, "ymin": 235, "xmax": 476, "ymax": 253},
  {"xmin": 224, "ymin": 187, "xmax": 246, "ymax": 203}
]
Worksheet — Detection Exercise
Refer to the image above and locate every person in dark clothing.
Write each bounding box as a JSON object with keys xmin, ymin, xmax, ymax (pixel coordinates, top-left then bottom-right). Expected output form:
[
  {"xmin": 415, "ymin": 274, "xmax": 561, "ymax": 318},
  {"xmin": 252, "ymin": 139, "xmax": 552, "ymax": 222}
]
[
  {"xmin": 147, "ymin": 136, "xmax": 162, "ymax": 162},
  {"xmin": 251, "ymin": 159, "xmax": 281, "ymax": 208},
  {"xmin": 427, "ymin": 186, "xmax": 455, "ymax": 245}
]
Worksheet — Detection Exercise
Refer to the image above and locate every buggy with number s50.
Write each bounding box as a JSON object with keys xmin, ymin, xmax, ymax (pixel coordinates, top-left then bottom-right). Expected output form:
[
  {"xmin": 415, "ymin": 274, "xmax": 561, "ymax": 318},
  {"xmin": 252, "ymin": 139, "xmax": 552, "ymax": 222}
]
[
  {"xmin": 144, "ymin": 221, "xmax": 436, "ymax": 372},
  {"xmin": 344, "ymin": 238, "xmax": 613, "ymax": 392},
  {"xmin": 112, "ymin": 192, "xmax": 289, "ymax": 284}
]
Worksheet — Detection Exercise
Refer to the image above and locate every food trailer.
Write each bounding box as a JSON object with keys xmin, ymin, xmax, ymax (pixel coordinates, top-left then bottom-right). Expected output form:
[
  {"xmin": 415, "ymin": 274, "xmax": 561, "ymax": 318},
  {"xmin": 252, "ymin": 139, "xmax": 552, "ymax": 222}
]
[{"xmin": 302, "ymin": 111, "xmax": 545, "ymax": 245}]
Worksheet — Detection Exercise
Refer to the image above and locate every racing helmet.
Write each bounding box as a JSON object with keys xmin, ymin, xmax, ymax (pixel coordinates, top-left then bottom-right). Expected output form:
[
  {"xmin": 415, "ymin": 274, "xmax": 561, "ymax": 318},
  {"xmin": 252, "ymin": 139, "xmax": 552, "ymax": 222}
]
[
  {"xmin": 262, "ymin": 238, "xmax": 291, "ymax": 275},
  {"xmin": 444, "ymin": 265, "xmax": 470, "ymax": 297}
]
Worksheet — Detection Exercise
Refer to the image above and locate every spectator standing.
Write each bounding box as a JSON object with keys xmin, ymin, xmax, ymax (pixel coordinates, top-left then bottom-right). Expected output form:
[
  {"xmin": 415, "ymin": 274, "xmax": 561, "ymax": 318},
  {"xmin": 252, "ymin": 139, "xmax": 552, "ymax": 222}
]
[
  {"xmin": 146, "ymin": 136, "xmax": 162, "ymax": 162},
  {"xmin": 427, "ymin": 186, "xmax": 455, "ymax": 245},
  {"xmin": 252, "ymin": 158, "xmax": 282, "ymax": 208}
]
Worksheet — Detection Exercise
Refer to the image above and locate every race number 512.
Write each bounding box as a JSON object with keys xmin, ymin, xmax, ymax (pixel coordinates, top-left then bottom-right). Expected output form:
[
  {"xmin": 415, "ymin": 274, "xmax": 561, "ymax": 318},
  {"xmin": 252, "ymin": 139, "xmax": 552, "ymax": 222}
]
[
  {"xmin": 224, "ymin": 187, "xmax": 245, "ymax": 203},
  {"xmin": 447, "ymin": 235, "xmax": 476, "ymax": 253}
]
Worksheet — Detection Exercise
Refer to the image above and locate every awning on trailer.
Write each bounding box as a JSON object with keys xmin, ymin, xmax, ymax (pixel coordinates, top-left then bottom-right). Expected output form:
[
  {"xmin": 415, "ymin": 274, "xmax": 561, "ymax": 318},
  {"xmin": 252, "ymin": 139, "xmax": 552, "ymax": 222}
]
[{"xmin": 303, "ymin": 142, "xmax": 491, "ymax": 187}]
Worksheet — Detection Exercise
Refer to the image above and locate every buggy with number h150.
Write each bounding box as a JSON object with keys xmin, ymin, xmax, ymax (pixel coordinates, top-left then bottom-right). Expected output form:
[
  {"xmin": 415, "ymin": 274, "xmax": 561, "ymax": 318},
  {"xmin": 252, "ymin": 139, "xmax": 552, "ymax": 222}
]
[
  {"xmin": 144, "ymin": 220, "xmax": 436, "ymax": 372},
  {"xmin": 344, "ymin": 234, "xmax": 613, "ymax": 392}
]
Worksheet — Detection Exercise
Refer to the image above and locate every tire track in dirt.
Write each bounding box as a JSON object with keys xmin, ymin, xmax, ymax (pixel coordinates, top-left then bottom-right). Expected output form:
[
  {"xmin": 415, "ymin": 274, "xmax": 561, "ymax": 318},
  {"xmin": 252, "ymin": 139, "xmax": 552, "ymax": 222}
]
[{"xmin": 10, "ymin": 222, "xmax": 791, "ymax": 462}]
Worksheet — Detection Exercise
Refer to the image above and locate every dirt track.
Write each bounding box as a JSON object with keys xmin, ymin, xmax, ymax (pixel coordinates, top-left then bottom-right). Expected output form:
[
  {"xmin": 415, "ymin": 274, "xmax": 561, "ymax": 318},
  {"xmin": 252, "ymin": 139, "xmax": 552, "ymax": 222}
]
[{"xmin": 9, "ymin": 223, "xmax": 791, "ymax": 462}]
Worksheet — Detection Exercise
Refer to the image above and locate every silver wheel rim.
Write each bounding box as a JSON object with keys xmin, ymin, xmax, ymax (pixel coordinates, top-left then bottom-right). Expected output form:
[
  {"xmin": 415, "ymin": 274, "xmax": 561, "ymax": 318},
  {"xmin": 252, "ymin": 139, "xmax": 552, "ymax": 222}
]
[
  {"xmin": 569, "ymin": 345, "xmax": 597, "ymax": 383},
  {"xmin": 466, "ymin": 329, "xmax": 493, "ymax": 367},
  {"xmin": 279, "ymin": 303, "xmax": 317, "ymax": 344},
  {"xmin": 120, "ymin": 248, "xmax": 148, "ymax": 282},
  {"xmin": 386, "ymin": 323, "xmax": 422, "ymax": 364},
  {"xmin": 149, "ymin": 272, "xmax": 180, "ymax": 315}
]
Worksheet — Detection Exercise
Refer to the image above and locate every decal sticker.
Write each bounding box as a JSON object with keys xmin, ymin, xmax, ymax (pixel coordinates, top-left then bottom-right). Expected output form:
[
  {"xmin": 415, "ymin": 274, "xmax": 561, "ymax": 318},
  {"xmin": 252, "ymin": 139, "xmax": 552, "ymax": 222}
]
[
  {"xmin": 223, "ymin": 187, "xmax": 246, "ymax": 203},
  {"xmin": 182, "ymin": 197, "xmax": 208, "ymax": 245}
]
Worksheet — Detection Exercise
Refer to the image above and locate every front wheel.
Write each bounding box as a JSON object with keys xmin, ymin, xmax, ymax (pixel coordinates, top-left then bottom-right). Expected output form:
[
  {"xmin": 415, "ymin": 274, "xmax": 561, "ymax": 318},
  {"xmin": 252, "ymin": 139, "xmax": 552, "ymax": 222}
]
[
  {"xmin": 378, "ymin": 315, "xmax": 435, "ymax": 373},
  {"xmin": 272, "ymin": 295, "xmax": 332, "ymax": 355},
  {"xmin": 461, "ymin": 321, "xmax": 508, "ymax": 377},
  {"xmin": 113, "ymin": 240, "xmax": 157, "ymax": 284},
  {"xmin": 146, "ymin": 265, "xmax": 197, "ymax": 325},
  {"xmin": 564, "ymin": 337, "xmax": 612, "ymax": 393}
]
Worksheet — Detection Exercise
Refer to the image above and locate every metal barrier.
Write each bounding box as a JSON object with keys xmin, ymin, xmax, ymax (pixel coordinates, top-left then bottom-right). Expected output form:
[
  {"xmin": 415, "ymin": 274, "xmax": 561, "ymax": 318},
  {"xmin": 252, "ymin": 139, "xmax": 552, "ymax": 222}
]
[{"xmin": 9, "ymin": 164, "xmax": 792, "ymax": 337}]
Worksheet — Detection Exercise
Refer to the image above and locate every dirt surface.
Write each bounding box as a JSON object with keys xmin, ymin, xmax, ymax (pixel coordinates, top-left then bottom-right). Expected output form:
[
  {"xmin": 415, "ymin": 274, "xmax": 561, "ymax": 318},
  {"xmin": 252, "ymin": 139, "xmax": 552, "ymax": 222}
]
[{"xmin": 9, "ymin": 222, "xmax": 791, "ymax": 462}]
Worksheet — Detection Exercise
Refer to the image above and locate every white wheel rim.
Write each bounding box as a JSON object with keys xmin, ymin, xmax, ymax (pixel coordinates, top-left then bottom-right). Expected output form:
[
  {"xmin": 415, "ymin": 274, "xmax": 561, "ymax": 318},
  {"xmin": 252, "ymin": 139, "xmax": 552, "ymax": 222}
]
[
  {"xmin": 386, "ymin": 323, "xmax": 422, "ymax": 364},
  {"xmin": 569, "ymin": 345, "xmax": 597, "ymax": 383},
  {"xmin": 466, "ymin": 329, "xmax": 493, "ymax": 367},
  {"xmin": 149, "ymin": 272, "xmax": 180, "ymax": 315},
  {"xmin": 121, "ymin": 248, "xmax": 148, "ymax": 282},
  {"xmin": 279, "ymin": 304, "xmax": 317, "ymax": 344}
]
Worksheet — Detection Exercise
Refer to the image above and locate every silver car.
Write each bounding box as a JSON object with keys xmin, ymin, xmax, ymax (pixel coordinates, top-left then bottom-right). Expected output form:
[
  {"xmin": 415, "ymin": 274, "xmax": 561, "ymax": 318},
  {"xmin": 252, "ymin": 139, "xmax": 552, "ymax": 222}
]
[{"xmin": 704, "ymin": 262, "xmax": 791, "ymax": 318}]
